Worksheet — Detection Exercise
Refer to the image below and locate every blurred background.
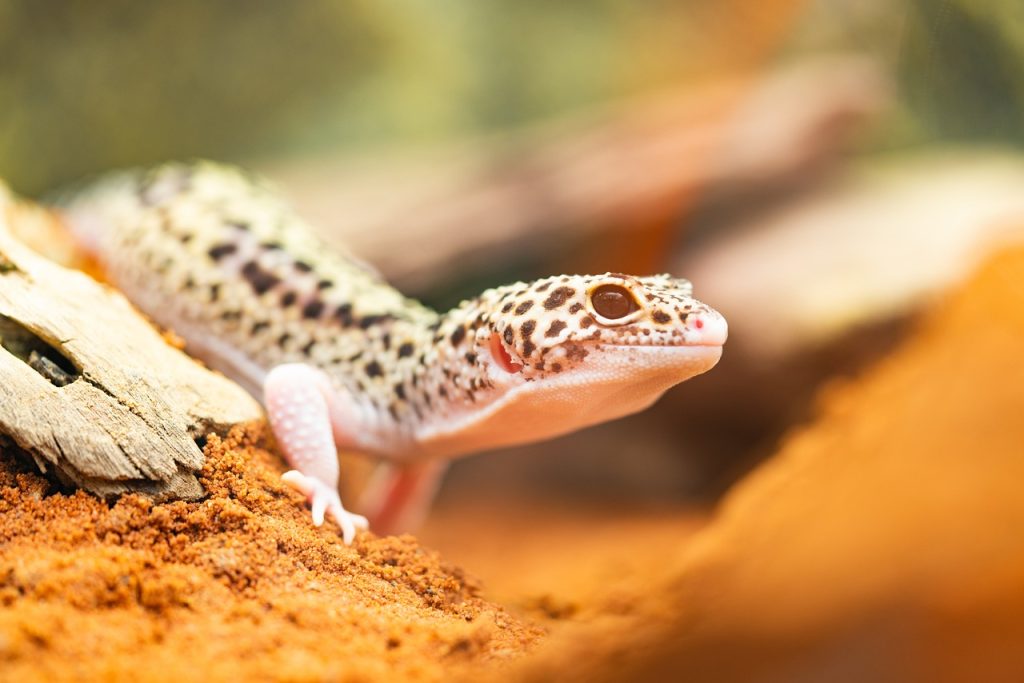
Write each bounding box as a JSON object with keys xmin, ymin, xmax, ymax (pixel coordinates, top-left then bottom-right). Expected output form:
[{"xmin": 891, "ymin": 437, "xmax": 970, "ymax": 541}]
[
  {"xmin": 4, "ymin": 0, "xmax": 1024, "ymax": 517},
  {"xmin": 4, "ymin": 0, "xmax": 1023, "ymax": 504},
  {"xmin": 5, "ymin": 2, "xmax": 1024, "ymax": 679}
]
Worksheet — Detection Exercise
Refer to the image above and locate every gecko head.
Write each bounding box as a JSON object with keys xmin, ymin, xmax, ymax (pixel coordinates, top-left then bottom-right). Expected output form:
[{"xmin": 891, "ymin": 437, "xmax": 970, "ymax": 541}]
[
  {"xmin": 482, "ymin": 271, "xmax": 726, "ymax": 379},
  {"xmin": 430, "ymin": 273, "xmax": 723, "ymax": 444}
]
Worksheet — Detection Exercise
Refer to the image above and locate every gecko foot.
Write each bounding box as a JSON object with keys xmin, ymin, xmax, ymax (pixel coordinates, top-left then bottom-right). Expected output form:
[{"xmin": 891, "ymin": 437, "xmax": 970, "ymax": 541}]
[{"xmin": 282, "ymin": 470, "xmax": 369, "ymax": 544}]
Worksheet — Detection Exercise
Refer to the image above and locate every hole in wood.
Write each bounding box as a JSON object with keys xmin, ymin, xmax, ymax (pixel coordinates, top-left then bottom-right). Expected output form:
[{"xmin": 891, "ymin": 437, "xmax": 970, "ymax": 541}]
[{"xmin": 0, "ymin": 315, "xmax": 80, "ymax": 387}]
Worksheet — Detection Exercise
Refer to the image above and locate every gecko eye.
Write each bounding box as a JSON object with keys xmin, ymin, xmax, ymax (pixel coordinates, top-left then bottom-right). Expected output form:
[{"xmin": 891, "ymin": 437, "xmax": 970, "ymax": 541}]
[{"xmin": 590, "ymin": 284, "xmax": 640, "ymax": 320}]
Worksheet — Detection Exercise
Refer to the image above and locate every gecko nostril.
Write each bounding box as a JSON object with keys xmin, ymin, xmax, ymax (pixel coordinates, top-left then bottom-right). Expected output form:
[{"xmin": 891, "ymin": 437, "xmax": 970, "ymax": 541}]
[
  {"xmin": 489, "ymin": 332, "xmax": 522, "ymax": 374},
  {"xmin": 694, "ymin": 318, "xmax": 704, "ymax": 329}
]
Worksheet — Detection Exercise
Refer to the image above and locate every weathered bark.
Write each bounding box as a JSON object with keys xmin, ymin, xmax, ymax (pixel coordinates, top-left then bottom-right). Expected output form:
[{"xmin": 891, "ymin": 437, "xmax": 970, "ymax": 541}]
[{"xmin": 0, "ymin": 188, "xmax": 262, "ymax": 500}]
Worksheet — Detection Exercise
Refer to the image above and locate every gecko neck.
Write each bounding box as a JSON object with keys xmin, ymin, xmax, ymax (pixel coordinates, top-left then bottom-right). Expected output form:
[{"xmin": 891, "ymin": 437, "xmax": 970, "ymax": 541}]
[{"xmin": 341, "ymin": 289, "xmax": 514, "ymax": 459}]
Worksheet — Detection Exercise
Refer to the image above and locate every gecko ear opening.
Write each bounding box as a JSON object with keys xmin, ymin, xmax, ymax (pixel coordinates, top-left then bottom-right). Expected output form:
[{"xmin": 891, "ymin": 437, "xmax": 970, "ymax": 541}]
[{"xmin": 489, "ymin": 332, "xmax": 522, "ymax": 374}]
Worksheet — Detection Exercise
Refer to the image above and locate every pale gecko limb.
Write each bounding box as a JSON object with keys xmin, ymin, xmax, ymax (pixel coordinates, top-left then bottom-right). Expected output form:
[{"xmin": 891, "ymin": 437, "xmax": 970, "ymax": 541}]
[{"xmin": 264, "ymin": 363, "xmax": 369, "ymax": 543}]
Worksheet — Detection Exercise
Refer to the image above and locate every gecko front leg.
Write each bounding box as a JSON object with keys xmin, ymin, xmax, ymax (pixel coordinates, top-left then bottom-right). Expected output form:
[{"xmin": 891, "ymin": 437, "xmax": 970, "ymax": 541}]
[{"xmin": 264, "ymin": 363, "xmax": 369, "ymax": 543}]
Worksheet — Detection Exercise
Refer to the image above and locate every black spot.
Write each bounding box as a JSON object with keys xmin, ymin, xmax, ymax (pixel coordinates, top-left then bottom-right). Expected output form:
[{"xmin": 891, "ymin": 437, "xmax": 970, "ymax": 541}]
[
  {"xmin": 317, "ymin": 279, "xmax": 333, "ymax": 290},
  {"xmin": 565, "ymin": 343, "xmax": 588, "ymax": 361},
  {"xmin": 652, "ymin": 310, "xmax": 672, "ymax": 324},
  {"xmin": 365, "ymin": 361, "xmax": 383, "ymax": 378},
  {"xmin": 261, "ymin": 241, "xmax": 284, "ymax": 251},
  {"xmin": 300, "ymin": 339, "xmax": 316, "ymax": 356},
  {"xmin": 503, "ymin": 327, "xmax": 514, "ymax": 345},
  {"xmin": 294, "ymin": 261, "xmax": 313, "ymax": 273},
  {"xmin": 394, "ymin": 383, "xmax": 406, "ymax": 401},
  {"xmin": 207, "ymin": 243, "xmax": 237, "ymax": 260},
  {"xmin": 545, "ymin": 320, "xmax": 567, "ymax": 338},
  {"xmin": 281, "ymin": 291, "xmax": 297, "ymax": 307},
  {"xmin": 465, "ymin": 352, "xmax": 477, "ymax": 364},
  {"xmin": 580, "ymin": 316, "xmax": 594, "ymax": 328},
  {"xmin": 335, "ymin": 303, "xmax": 354, "ymax": 326},
  {"xmin": 427, "ymin": 320, "xmax": 442, "ymax": 332},
  {"xmin": 381, "ymin": 333, "xmax": 391, "ymax": 351},
  {"xmin": 501, "ymin": 301, "xmax": 515, "ymax": 313},
  {"xmin": 514, "ymin": 301, "xmax": 534, "ymax": 315},
  {"xmin": 535, "ymin": 281, "xmax": 552, "ymax": 293},
  {"xmin": 568, "ymin": 302, "xmax": 583, "ymax": 314},
  {"xmin": 183, "ymin": 276, "xmax": 196, "ymax": 290},
  {"xmin": 388, "ymin": 405, "xmax": 399, "ymax": 420},
  {"xmin": 551, "ymin": 362, "xmax": 563, "ymax": 373},
  {"xmin": 209, "ymin": 283, "xmax": 221, "ymax": 302},
  {"xmin": 543, "ymin": 286, "xmax": 575, "ymax": 310},
  {"xmin": 220, "ymin": 310, "xmax": 241, "ymax": 322},
  {"xmin": 179, "ymin": 233, "xmax": 193, "ymax": 244},
  {"xmin": 252, "ymin": 321, "xmax": 270, "ymax": 335},
  {"xmin": 398, "ymin": 342, "xmax": 415, "ymax": 358},
  {"xmin": 360, "ymin": 314, "xmax": 394, "ymax": 329},
  {"xmin": 302, "ymin": 300, "xmax": 325, "ymax": 319},
  {"xmin": 349, "ymin": 351, "xmax": 364, "ymax": 362},
  {"xmin": 450, "ymin": 326, "xmax": 466, "ymax": 346},
  {"xmin": 226, "ymin": 220, "xmax": 249, "ymax": 231},
  {"xmin": 438, "ymin": 386, "xmax": 448, "ymax": 399},
  {"xmin": 278, "ymin": 333, "xmax": 292, "ymax": 347},
  {"xmin": 521, "ymin": 321, "xmax": 536, "ymax": 357},
  {"xmin": 242, "ymin": 261, "xmax": 281, "ymax": 295}
]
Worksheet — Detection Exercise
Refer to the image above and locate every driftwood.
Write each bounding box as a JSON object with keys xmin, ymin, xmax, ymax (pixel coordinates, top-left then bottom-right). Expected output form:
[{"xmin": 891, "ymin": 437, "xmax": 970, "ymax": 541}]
[
  {"xmin": 268, "ymin": 57, "xmax": 887, "ymax": 289},
  {"xmin": 0, "ymin": 188, "xmax": 262, "ymax": 500}
]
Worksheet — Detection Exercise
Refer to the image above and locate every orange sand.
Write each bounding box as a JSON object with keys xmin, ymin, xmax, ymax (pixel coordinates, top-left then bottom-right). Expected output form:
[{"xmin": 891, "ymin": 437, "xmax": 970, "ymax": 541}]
[
  {"xmin": 498, "ymin": 245, "xmax": 1024, "ymax": 682},
  {"xmin": 5, "ymin": 238, "xmax": 1024, "ymax": 682},
  {"xmin": 0, "ymin": 425, "xmax": 541, "ymax": 682}
]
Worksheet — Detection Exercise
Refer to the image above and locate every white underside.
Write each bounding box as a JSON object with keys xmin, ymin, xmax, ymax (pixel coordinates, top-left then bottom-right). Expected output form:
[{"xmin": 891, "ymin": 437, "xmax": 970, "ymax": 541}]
[{"xmin": 411, "ymin": 344, "xmax": 723, "ymax": 460}]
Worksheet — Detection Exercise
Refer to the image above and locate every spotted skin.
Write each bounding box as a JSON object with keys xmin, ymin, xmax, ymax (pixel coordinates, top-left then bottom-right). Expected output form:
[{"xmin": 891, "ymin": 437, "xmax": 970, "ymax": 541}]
[{"xmin": 59, "ymin": 161, "xmax": 728, "ymax": 541}]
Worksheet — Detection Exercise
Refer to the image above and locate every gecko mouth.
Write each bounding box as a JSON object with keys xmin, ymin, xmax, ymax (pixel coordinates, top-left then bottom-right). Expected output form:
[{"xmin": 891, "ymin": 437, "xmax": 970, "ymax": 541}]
[{"xmin": 489, "ymin": 332, "xmax": 524, "ymax": 374}]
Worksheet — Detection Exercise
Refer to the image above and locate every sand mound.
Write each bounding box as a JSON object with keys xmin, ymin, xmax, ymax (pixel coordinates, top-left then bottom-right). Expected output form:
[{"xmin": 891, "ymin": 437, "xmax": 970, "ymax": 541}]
[
  {"xmin": 510, "ymin": 246, "xmax": 1024, "ymax": 682},
  {"xmin": 0, "ymin": 425, "xmax": 540, "ymax": 681}
]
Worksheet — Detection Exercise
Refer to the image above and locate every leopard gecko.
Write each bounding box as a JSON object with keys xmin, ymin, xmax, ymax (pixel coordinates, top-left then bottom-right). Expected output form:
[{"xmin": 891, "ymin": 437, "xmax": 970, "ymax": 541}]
[{"xmin": 58, "ymin": 161, "xmax": 728, "ymax": 543}]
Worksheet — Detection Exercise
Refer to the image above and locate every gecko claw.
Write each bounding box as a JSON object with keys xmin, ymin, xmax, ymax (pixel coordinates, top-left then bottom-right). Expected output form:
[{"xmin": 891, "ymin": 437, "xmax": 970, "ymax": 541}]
[{"xmin": 281, "ymin": 470, "xmax": 368, "ymax": 544}]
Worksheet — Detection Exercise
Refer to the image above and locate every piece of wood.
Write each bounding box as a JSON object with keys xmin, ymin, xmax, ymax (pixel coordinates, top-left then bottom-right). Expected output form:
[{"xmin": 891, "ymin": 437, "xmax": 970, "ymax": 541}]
[{"xmin": 0, "ymin": 187, "xmax": 262, "ymax": 500}]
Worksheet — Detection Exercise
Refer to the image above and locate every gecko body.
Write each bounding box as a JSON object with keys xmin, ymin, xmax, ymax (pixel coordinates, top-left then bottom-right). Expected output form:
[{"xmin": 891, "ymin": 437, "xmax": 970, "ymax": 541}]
[{"xmin": 60, "ymin": 162, "xmax": 727, "ymax": 540}]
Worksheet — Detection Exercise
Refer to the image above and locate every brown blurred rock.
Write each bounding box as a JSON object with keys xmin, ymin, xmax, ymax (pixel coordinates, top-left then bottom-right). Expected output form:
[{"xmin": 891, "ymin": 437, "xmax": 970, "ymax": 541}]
[
  {"xmin": 268, "ymin": 57, "xmax": 886, "ymax": 292},
  {"xmin": 512, "ymin": 245, "xmax": 1024, "ymax": 682}
]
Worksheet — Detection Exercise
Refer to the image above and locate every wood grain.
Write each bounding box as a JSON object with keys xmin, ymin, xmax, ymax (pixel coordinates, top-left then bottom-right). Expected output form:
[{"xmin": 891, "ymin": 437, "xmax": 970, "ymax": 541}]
[{"xmin": 0, "ymin": 187, "xmax": 262, "ymax": 500}]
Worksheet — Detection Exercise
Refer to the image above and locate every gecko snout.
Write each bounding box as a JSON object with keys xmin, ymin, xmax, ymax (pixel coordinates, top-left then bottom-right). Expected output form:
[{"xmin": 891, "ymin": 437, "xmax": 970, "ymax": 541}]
[{"xmin": 686, "ymin": 308, "xmax": 728, "ymax": 347}]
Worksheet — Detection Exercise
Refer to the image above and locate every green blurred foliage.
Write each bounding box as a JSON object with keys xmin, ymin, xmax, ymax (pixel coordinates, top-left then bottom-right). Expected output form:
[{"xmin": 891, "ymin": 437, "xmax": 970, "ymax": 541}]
[
  {"xmin": 0, "ymin": 1, "xmax": 713, "ymax": 195},
  {"xmin": 899, "ymin": 0, "xmax": 1024, "ymax": 144},
  {"xmin": 0, "ymin": 2, "xmax": 388, "ymax": 193},
  {"xmin": 789, "ymin": 0, "xmax": 1024, "ymax": 148}
]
